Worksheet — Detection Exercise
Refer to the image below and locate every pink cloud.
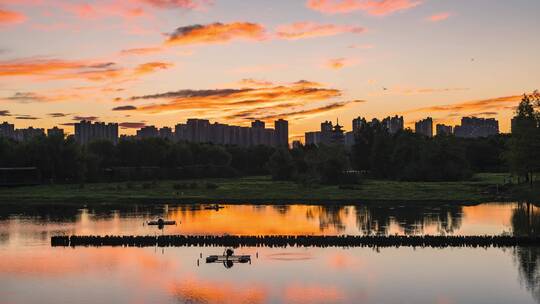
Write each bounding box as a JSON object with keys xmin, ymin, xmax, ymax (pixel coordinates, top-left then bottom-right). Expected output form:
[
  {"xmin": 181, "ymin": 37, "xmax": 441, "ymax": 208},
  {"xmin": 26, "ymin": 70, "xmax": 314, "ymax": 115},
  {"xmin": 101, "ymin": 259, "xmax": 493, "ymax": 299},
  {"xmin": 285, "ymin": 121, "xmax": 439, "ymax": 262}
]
[
  {"xmin": 428, "ymin": 12, "xmax": 451, "ymax": 22},
  {"xmin": 306, "ymin": 0, "xmax": 422, "ymax": 16},
  {"xmin": 0, "ymin": 8, "xmax": 26, "ymax": 26},
  {"xmin": 276, "ymin": 22, "xmax": 365, "ymax": 40},
  {"xmin": 135, "ymin": 0, "xmax": 213, "ymax": 10}
]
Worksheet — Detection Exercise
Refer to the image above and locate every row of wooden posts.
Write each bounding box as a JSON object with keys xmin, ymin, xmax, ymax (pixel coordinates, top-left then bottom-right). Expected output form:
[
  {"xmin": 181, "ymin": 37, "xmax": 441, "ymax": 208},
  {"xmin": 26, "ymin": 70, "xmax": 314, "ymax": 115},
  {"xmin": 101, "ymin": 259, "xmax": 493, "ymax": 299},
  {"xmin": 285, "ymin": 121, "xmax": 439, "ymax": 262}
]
[{"xmin": 51, "ymin": 234, "xmax": 540, "ymax": 248}]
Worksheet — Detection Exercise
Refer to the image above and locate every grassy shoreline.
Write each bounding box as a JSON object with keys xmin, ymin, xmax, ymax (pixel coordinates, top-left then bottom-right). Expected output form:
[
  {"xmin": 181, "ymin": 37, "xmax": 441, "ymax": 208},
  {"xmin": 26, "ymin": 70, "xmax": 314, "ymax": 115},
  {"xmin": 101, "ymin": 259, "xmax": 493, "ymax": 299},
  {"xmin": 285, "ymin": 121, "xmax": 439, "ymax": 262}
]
[{"xmin": 0, "ymin": 173, "xmax": 513, "ymax": 205}]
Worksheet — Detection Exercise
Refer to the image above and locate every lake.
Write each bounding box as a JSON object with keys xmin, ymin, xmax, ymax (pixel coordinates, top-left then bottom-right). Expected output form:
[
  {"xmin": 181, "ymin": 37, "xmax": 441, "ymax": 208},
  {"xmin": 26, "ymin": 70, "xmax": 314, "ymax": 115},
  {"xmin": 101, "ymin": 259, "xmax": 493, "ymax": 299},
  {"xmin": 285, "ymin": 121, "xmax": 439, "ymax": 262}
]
[{"xmin": 1, "ymin": 202, "xmax": 539, "ymax": 303}]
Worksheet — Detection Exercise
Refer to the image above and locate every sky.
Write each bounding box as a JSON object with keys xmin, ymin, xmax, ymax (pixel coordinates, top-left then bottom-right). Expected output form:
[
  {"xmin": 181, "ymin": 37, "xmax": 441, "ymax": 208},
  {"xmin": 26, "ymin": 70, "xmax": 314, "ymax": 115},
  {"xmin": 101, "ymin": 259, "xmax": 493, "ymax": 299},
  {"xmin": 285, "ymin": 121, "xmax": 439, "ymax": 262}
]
[{"xmin": 1, "ymin": 0, "xmax": 539, "ymax": 141}]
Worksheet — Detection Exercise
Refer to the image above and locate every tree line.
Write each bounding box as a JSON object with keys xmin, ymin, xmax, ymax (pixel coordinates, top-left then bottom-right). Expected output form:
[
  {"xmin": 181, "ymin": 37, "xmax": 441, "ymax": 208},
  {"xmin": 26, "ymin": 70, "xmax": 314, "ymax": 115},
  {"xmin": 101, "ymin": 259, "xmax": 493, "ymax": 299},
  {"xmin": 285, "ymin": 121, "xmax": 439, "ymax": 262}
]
[{"xmin": 1, "ymin": 92, "xmax": 538, "ymax": 185}]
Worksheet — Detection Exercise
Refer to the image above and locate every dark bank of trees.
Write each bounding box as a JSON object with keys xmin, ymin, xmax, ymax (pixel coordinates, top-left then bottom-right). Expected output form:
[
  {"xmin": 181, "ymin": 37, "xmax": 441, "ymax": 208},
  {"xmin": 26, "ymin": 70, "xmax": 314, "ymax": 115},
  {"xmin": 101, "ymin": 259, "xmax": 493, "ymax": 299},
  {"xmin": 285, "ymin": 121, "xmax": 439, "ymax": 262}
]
[
  {"xmin": 0, "ymin": 129, "xmax": 512, "ymax": 185},
  {"xmin": 4, "ymin": 95, "xmax": 540, "ymax": 185},
  {"xmin": 0, "ymin": 136, "xmax": 275, "ymax": 183},
  {"xmin": 350, "ymin": 124, "xmax": 511, "ymax": 181}
]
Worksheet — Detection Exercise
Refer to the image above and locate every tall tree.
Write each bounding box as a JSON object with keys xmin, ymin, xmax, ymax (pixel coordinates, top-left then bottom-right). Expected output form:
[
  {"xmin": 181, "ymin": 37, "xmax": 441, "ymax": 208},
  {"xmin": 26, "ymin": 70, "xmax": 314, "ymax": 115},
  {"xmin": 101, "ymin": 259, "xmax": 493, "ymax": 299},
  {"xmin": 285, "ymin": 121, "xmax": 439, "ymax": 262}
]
[{"xmin": 508, "ymin": 91, "xmax": 540, "ymax": 185}]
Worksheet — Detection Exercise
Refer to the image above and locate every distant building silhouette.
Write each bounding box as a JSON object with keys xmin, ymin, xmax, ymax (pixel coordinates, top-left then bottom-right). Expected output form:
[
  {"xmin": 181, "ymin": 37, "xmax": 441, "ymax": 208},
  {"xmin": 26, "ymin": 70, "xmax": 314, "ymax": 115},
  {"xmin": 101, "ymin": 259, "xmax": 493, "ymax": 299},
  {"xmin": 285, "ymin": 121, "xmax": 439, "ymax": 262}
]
[
  {"xmin": 382, "ymin": 115, "xmax": 404, "ymax": 134},
  {"xmin": 415, "ymin": 117, "xmax": 433, "ymax": 137},
  {"xmin": 275, "ymin": 119, "xmax": 289, "ymax": 148},
  {"xmin": 304, "ymin": 120, "xmax": 345, "ymax": 146},
  {"xmin": 436, "ymin": 124, "xmax": 453, "ymax": 136},
  {"xmin": 454, "ymin": 117, "xmax": 499, "ymax": 138},
  {"xmin": 331, "ymin": 121, "xmax": 345, "ymax": 145},
  {"xmin": 352, "ymin": 117, "xmax": 367, "ymax": 133},
  {"xmin": 292, "ymin": 140, "xmax": 302, "ymax": 149},
  {"xmin": 169, "ymin": 118, "xmax": 287, "ymax": 147},
  {"xmin": 0, "ymin": 122, "xmax": 15, "ymax": 139},
  {"xmin": 0, "ymin": 122, "xmax": 45, "ymax": 141},
  {"xmin": 136, "ymin": 126, "xmax": 159, "ymax": 139},
  {"xmin": 159, "ymin": 127, "xmax": 174, "ymax": 140},
  {"xmin": 305, "ymin": 131, "xmax": 321, "ymax": 146},
  {"xmin": 75, "ymin": 120, "xmax": 118, "ymax": 144},
  {"xmin": 47, "ymin": 127, "xmax": 64, "ymax": 138}
]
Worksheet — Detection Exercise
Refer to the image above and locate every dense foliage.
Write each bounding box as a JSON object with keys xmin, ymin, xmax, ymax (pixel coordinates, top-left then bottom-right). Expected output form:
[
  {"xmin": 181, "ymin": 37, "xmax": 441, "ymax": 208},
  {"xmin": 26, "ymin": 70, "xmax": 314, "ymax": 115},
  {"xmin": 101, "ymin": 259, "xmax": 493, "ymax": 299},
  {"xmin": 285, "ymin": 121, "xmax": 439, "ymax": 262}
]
[
  {"xmin": 508, "ymin": 92, "xmax": 540, "ymax": 185},
  {"xmin": 350, "ymin": 122, "xmax": 509, "ymax": 181}
]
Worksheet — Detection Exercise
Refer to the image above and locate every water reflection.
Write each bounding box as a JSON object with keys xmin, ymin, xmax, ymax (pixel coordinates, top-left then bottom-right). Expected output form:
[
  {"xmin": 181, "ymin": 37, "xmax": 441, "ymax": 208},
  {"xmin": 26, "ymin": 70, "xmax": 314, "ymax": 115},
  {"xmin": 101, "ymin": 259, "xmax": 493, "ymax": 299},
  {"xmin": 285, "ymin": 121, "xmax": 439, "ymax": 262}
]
[
  {"xmin": 512, "ymin": 203, "xmax": 540, "ymax": 303},
  {"xmin": 1, "ymin": 202, "xmax": 540, "ymax": 304},
  {"xmin": 355, "ymin": 205, "xmax": 463, "ymax": 235},
  {"xmin": 0, "ymin": 202, "xmax": 524, "ymax": 239}
]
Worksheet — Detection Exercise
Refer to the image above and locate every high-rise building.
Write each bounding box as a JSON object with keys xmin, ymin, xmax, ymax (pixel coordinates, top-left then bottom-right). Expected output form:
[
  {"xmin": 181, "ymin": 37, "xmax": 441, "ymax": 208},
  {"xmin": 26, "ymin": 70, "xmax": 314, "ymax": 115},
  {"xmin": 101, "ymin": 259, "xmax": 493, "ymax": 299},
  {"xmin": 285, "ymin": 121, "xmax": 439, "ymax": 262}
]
[
  {"xmin": 0, "ymin": 122, "xmax": 15, "ymax": 139},
  {"xmin": 274, "ymin": 119, "xmax": 289, "ymax": 148},
  {"xmin": 137, "ymin": 126, "xmax": 159, "ymax": 139},
  {"xmin": 436, "ymin": 124, "xmax": 453, "ymax": 136},
  {"xmin": 251, "ymin": 120, "xmax": 265, "ymax": 146},
  {"xmin": 159, "ymin": 127, "xmax": 174, "ymax": 140},
  {"xmin": 175, "ymin": 123, "xmax": 187, "ymax": 141},
  {"xmin": 47, "ymin": 127, "xmax": 65, "ymax": 138},
  {"xmin": 382, "ymin": 116, "xmax": 404, "ymax": 134},
  {"xmin": 186, "ymin": 119, "xmax": 210, "ymax": 143},
  {"xmin": 305, "ymin": 131, "xmax": 321, "ymax": 146},
  {"xmin": 14, "ymin": 127, "xmax": 45, "ymax": 141},
  {"xmin": 320, "ymin": 121, "xmax": 333, "ymax": 144},
  {"xmin": 345, "ymin": 131, "xmax": 355, "ymax": 147},
  {"xmin": 74, "ymin": 121, "xmax": 118, "ymax": 144},
  {"xmin": 352, "ymin": 117, "xmax": 367, "ymax": 132},
  {"xmin": 415, "ymin": 117, "xmax": 433, "ymax": 137},
  {"xmin": 454, "ymin": 117, "xmax": 499, "ymax": 138}
]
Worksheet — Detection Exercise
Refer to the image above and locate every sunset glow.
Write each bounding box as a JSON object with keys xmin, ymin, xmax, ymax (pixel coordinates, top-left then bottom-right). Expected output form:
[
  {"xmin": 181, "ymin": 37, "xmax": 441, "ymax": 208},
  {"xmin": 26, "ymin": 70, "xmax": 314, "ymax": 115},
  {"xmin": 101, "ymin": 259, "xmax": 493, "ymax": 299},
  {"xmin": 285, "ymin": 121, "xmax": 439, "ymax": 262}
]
[{"xmin": 1, "ymin": 0, "xmax": 539, "ymax": 137}]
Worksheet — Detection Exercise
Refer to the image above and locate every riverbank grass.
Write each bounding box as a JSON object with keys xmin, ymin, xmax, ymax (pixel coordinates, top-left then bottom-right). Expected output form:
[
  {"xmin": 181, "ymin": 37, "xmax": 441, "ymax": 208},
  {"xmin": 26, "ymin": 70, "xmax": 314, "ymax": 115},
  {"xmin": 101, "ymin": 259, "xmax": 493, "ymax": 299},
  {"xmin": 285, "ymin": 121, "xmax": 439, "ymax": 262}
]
[{"xmin": 0, "ymin": 173, "xmax": 510, "ymax": 203}]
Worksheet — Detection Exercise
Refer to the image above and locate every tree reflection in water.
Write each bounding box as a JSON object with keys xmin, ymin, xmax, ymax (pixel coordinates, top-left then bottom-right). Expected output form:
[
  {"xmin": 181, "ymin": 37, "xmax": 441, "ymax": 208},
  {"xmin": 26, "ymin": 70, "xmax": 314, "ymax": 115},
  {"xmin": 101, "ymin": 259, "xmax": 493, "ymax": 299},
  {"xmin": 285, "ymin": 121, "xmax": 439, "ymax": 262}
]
[
  {"xmin": 512, "ymin": 203, "xmax": 540, "ymax": 303},
  {"xmin": 354, "ymin": 204, "xmax": 463, "ymax": 235}
]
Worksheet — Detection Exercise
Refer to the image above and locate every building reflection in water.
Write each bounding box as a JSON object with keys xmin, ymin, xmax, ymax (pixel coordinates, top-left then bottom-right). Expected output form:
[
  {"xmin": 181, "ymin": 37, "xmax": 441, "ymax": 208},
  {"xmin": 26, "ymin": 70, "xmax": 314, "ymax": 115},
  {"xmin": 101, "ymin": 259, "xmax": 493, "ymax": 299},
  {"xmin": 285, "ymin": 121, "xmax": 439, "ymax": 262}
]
[{"xmin": 512, "ymin": 203, "xmax": 540, "ymax": 303}]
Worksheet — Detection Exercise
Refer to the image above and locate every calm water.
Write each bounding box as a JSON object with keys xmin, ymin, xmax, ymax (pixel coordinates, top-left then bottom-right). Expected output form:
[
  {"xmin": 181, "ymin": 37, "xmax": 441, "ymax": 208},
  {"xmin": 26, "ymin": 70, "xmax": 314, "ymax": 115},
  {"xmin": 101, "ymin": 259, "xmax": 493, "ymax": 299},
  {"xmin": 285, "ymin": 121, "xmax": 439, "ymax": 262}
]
[{"xmin": 1, "ymin": 202, "xmax": 539, "ymax": 303}]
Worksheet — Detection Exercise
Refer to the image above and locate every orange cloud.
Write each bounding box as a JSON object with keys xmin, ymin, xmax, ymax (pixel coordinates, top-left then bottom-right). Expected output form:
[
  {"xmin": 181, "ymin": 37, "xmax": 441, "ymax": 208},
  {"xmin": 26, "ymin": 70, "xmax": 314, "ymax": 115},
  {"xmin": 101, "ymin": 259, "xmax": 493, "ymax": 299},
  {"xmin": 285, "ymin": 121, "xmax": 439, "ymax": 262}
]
[
  {"xmin": 407, "ymin": 94, "xmax": 524, "ymax": 114},
  {"xmin": 0, "ymin": 8, "xmax": 26, "ymax": 25},
  {"xmin": 324, "ymin": 57, "xmax": 358, "ymax": 69},
  {"xmin": 381, "ymin": 87, "xmax": 470, "ymax": 95},
  {"xmin": 133, "ymin": 62, "xmax": 173, "ymax": 75},
  {"xmin": 0, "ymin": 58, "xmax": 172, "ymax": 82},
  {"xmin": 306, "ymin": 0, "xmax": 422, "ymax": 16},
  {"xmin": 428, "ymin": 12, "xmax": 451, "ymax": 22},
  {"xmin": 61, "ymin": 2, "xmax": 147, "ymax": 20},
  {"xmin": 120, "ymin": 47, "xmax": 163, "ymax": 56},
  {"xmin": 165, "ymin": 22, "xmax": 266, "ymax": 46},
  {"xmin": 276, "ymin": 22, "xmax": 365, "ymax": 40},
  {"xmin": 127, "ymin": 80, "xmax": 358, "ymax": 123}
]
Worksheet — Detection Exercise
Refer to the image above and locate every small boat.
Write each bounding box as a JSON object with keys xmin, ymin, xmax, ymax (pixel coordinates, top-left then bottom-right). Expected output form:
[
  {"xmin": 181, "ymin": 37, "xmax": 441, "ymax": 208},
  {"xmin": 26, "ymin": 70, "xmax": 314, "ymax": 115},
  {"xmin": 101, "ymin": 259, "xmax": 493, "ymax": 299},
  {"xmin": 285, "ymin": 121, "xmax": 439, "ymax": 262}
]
[
  {"xmin": 204, "ymin": 204, "xmax": 225, "ymax": 211},
  {"xmin": 206, "ymin": 248, "xmax": 251, "ymax": 267},
  {"xmin": 147, "ymin": 219, "xmax": 176, "ymax": 226}
]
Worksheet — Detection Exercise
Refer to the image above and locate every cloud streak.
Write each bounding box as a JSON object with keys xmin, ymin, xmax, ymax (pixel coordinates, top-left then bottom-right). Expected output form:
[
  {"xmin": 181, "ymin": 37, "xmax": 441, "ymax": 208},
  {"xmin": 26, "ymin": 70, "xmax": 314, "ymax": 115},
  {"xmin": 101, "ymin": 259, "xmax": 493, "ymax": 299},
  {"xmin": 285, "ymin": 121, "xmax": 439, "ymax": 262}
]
[
  {"xmin": 324, "ymin": 57, "xmax": 358, "ymax": 69},
  {"xmin": 126, "ymin": 80, "xmax": 359, "ymax": 123},
  {"xmin": 276, "ymin": 22, "xmax": 365, "ymax": 40},
  {"xmin": 407, "ymin": 94, "xmax": 525, "ymax": 115},
  {"xmin": 306, "ymin": 0, "xmax": 422, "ymax": 16},
  {"xmin": 428, "ymin": 12, "xmax": 451, "ymax": 22},
  {"xmin": 0, "ymin": 58, "xmax": 172, "ymax": 82},
  {"xmin": 113, "ymin": 105, "xmax": 138, "ymax": 111},
  {"xmin": 165, "ymin": 22, "xmax": 266, "ymax": 46}
]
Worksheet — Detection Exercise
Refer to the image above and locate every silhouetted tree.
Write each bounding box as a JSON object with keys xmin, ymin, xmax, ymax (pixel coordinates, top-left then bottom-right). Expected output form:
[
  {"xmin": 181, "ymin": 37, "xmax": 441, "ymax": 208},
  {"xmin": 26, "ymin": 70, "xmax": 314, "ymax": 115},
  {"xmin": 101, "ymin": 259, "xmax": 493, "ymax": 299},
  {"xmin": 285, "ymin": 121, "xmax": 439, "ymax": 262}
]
[
  {"xmin": 508, "ymin": 92, "xmax": 540, "ymax": 185},
  {"xmin": 266, "ymin": 148, "xmax": 296, "ymax": 180}
]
